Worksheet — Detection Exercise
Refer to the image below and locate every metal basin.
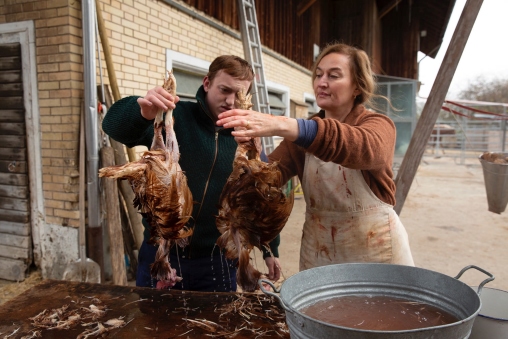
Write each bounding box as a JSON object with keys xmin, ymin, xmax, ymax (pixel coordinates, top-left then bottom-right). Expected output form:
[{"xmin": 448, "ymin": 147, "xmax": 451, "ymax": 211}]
[
  {"xmin": 479, "ymin": 152, "xmax": 508, "ymax": 214},
  {"xmin": 260, "ymin": 263, "xmax": 494, "ymax": 339}
]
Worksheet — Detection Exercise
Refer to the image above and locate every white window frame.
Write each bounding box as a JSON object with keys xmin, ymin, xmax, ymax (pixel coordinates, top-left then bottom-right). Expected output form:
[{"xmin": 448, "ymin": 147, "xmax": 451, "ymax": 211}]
[
  {"xmin": 166, "ymin": 50, "xmax": 210, "ymax": 76},
  {"xmin": 266, "ymin": 80, "xmax": 290, "ymax": 117},
  {"xmin": 304, "ymin": 92, "xmax": 319, "ymax": 115},
  {"xmin": 266, "ymin": 81, "xmax": 290, "ymax": 143}
]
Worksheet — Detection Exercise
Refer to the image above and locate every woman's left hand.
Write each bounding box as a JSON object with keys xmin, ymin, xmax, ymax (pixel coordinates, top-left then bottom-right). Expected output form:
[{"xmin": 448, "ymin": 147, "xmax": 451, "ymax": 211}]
[{"xmin": 217, "ymin": 109, "xmax": 299, "ymax": 142}]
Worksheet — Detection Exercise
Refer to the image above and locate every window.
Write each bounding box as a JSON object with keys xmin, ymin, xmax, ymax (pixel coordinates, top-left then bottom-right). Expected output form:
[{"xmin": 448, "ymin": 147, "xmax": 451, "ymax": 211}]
[
  {"xmin": 266, "ymin": 81, "xmax": 290, "ymax": 117},
  {"xmin": 172, "ymin": 70, "xmax": 204, "ymax": 101},
  {"xmin": 166, "ymin": 50, "xmax": 209, "ymax": 101},
  {"xmin": 304, "ymin": 92, "xmax": 319, "ymax": 117},
  {"xmin": 268, "ymin": 92, "xmax": 286, "ymax": 116},
  {"xmin": 371, "ymin": 75, "xmax": 418, "ymax": 157}
]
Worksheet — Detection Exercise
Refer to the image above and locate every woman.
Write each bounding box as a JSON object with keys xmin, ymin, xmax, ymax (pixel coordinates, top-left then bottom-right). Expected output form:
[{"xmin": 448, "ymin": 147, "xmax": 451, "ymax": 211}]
[{"xmin": 216, "ymin": 43, "xmax": 414, "ymax": 270}]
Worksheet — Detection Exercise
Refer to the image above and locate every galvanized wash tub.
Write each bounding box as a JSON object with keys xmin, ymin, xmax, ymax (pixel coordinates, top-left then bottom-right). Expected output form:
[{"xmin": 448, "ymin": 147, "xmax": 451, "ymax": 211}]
[{"xmin": 260, "ymin": 264, "xmax": 494, "ymax": 339}]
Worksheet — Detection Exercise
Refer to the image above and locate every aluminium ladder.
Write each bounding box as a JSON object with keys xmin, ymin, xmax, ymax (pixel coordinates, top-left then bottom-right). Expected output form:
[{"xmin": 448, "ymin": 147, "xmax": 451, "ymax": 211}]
[{"xmin": 237, "ymin": 0, "xmax": 275, "ymax": 155}]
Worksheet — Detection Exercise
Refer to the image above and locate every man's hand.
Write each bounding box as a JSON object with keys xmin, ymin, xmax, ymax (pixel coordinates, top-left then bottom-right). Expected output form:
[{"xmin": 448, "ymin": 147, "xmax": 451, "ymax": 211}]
[
  {"xmin": 233, "ymin": 125, "xmax": 252, "ymax": 144},
  {"xmin": 137, "ymin": 86, "xmax": 180, "ymax": 120},
  {"xmin": 264, "ymin": 256, "xmax": 282, "ymax": 282}
]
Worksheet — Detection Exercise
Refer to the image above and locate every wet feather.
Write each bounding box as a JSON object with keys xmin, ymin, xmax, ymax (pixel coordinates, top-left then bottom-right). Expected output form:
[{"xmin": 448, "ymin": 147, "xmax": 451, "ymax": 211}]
[
  {"xmin": 216, "ymin": 89, "xmax": 294, "ymax": 292},
  {"xmin": 99, "ymin": 71, "xmax": 193, "ymax": 288}
]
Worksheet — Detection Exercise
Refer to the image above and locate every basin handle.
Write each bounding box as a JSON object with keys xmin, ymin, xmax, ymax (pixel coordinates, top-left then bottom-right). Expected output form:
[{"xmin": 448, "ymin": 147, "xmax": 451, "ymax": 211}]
[
  {"xmin": 454, "ymin": 265, "xmax": 495, "ymax": 295},
  {"xmin": 258, "ymin": 279, "xmax": 292, "ymax": 313}
]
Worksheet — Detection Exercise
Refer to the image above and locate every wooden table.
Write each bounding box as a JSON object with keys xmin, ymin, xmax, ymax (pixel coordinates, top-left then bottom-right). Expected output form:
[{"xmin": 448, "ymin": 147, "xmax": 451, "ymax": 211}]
[{"xmin": 0, "ymin": 280, "xmax": 289, "ymax": 338}]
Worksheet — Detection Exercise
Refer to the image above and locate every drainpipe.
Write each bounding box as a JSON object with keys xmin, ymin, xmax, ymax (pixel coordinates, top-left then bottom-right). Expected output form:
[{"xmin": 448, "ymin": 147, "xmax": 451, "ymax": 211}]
[
  {"xmin": 502, "ymin": 105, "xmax": 507, "ymax": 152},
  {"xmin": 82, "ymin": 0, "xmax": 103, "ymax": 271}
]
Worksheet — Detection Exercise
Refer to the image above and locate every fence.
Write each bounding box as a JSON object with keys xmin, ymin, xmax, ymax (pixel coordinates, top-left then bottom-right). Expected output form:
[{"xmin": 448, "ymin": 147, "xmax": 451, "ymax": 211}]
[{"xmin": 425, "ymin": 100, "xmax": 508, "ymax": 165}]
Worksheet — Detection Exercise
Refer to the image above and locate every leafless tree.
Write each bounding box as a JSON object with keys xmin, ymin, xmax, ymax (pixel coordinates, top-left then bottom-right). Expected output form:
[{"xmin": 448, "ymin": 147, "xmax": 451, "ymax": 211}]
[{"xmin": 458, "ymin": 77, "xmax": 508, "ymax": 113}]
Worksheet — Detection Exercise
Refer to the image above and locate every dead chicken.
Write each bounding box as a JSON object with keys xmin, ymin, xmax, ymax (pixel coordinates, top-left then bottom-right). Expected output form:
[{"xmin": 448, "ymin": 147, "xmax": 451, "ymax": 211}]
[
  {"xmin": 481, "ymin": 151, "xmax": 508, "ymax": 164},
  {"xmin": 215, "ymin": 89, "xmax": 294, "ymax": 292},
  {"xmin": 99, "ymin": 71, "xmax": 193, "ymax": 289}
]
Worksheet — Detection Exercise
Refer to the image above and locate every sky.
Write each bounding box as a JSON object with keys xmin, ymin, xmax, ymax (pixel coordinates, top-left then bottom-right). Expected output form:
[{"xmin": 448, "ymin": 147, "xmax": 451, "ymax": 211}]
[{"xmin": 417, "ymin": 0, "xmax": 508, "ymax": 99}]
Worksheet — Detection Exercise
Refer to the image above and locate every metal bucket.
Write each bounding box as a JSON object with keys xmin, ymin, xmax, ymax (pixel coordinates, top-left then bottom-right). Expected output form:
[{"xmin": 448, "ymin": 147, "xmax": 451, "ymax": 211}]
[
  {"xmin": 469, "ymin": 287, "xmax": 508, "ymax": 339},
  {"xmin": 479, "ymin": 152, "xmax": 508, "ymax": 214},
  {"xmin": 260, "ymin": 264, "xmax": 494, "ymax": 339}
]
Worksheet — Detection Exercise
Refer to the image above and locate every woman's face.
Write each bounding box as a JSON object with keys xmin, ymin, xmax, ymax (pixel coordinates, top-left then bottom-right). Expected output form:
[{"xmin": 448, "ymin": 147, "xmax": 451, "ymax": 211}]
[{"xmin": 313, "ymin": 53, "xmax": 359, "ymax": 114}]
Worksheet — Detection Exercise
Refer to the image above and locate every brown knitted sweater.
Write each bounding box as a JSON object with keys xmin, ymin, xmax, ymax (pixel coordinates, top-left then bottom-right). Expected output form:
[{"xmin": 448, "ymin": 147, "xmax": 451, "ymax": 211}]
[{"xmin": 268, "ymin": 104, "xmax": 397, "ymax": 206}]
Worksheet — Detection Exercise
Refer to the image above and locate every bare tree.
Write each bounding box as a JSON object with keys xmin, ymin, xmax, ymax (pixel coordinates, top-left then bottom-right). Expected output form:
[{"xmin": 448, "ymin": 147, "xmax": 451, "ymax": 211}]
[{"xmin": 458, "ymin": 77, "xmax": 508, "ymax": 113}]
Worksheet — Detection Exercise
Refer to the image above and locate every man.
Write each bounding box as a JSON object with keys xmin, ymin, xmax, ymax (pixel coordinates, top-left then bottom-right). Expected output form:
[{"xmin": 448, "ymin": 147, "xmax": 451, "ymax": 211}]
[{"xmin": 103, "ymin": 55, "xmax": 281, "ymax": 292}]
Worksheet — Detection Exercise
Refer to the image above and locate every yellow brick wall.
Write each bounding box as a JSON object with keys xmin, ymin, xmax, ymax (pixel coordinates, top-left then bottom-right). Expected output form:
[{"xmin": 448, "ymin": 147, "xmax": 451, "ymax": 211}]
[
  {"xmin": 99, "ymin": 0, "xmax": 313, "ymax": 100},
  {"xmin": 0, "ymin": 0, "xmax": 314, "ymax": 229},
  {"xmin": 0, "ymin": 0, "xmax": 83, "ymax": 228}
]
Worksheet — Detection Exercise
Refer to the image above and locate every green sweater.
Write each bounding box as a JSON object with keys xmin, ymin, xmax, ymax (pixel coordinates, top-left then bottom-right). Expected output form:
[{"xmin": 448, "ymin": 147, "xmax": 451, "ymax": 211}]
[{"xmin": 102, "ymin": 86, "xmax": 279, "ymax": 259}]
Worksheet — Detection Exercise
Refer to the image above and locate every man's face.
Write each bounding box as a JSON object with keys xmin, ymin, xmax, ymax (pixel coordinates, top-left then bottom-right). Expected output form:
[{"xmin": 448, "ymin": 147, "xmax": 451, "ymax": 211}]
[{"xmin": 203, "ymin": 70, "xmax": 252, "ymax": 120}]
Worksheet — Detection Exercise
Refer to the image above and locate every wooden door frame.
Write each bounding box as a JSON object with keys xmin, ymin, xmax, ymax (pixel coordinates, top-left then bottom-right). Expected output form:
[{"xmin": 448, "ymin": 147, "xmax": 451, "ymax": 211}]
[{"xmin": 0, "ymin": 20, "xmax": 44, "ymax": 268}]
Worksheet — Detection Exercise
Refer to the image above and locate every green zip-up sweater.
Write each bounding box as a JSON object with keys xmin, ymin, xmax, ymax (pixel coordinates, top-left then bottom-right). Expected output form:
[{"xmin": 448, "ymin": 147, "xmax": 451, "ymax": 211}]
[{"xmin": 102, "ymin": 86, "xmax": 279, "ymax": 259}]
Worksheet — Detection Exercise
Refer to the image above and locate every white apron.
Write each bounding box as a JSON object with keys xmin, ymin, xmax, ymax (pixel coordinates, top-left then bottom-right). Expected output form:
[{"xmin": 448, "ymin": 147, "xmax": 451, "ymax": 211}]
[{"xmin": 299, "ymin": 153, "xmax": 414, "ymax": 271}]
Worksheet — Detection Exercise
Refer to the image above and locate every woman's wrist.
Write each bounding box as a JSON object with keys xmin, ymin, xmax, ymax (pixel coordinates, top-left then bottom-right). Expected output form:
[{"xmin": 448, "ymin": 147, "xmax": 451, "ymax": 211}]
[{"xmin": 277, "ymin": 116, "xmax": 299, "ymax": 141}]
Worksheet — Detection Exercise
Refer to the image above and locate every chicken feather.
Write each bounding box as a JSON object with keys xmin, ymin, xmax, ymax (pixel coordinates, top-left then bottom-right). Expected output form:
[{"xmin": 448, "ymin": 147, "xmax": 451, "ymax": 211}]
[
  {"xmin": 99, "ymin": 71, "xmax": 193, "ymax": 289},
  {"xmin": 215, "ymin": 89, "xmax": 294, "ymax": 292}
]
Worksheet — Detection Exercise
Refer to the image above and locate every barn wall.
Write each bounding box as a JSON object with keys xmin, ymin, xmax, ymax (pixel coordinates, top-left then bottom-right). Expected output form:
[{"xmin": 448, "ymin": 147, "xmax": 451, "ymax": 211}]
[
  {"xmin": 381, "ymin": 0, "xmax": 420, "ymax": 79},
  {"xmin": 99, "ymin": 0, "xmax": 313, "ymax": 101},
  {"xmin": 167, "ymin": 0, "xmax": 455, "ymax": 82},
  {"xmin": 181, "ymin": 0, "xmax": 318, "ymax": 70}
]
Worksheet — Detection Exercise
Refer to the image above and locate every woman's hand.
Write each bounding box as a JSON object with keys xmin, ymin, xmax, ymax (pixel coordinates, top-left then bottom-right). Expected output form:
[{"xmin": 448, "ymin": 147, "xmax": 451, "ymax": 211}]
[
  {"xmin": 137, "ymin": 86, "xmax": 180, "ymax": 120},
  {"xmin": 217, "ymin": 109, "xmax": 299, "ymax": 142}
]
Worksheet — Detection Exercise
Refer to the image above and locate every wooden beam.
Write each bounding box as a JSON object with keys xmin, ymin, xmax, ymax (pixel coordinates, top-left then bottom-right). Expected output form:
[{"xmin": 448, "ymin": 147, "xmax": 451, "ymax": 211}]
[
  {"xmin": 101, "ymin": 146, "xmax": 128, "ymax": 286},
  {"xmin": 378, "ymin": 0, "xmax": 403, "ymax": 20},
  {"xmin": 394, "ymin": 0, "xmax": 484, "ymax": 215},
  {"xmin": 297, "ymin": 0, "xmax": 317, "ymax": 16},
  {"xmin": 96, "ymin": 0, "xmax": 144, "ymax": 249}
]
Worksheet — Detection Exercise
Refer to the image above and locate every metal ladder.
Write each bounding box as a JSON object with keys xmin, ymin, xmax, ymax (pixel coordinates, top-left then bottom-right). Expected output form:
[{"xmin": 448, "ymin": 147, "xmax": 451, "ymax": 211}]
[{"xmin": 237, "ymin": 0, "xmax": 274, "ymax": 155}]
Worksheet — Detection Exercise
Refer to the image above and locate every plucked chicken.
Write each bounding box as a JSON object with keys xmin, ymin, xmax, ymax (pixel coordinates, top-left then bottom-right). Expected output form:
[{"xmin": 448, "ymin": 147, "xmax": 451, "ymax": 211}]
[
  {"xmin": 215, "ymin": 89, "xmax": 294, "ymax": 292},
  {"xmin": 99, "ymin": 71, "xmax": 193, "ymax": 289}
]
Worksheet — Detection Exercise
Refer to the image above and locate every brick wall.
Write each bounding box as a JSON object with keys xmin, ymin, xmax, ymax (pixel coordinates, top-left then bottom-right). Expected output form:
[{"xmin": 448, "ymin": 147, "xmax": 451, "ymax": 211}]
[
  {"xmin": 0, "ymin": 0, "xmax": 83, "ymax": 228},
  {"xmin": 100, "ymin": 0, "xmax": 313, "ymax": 99}
]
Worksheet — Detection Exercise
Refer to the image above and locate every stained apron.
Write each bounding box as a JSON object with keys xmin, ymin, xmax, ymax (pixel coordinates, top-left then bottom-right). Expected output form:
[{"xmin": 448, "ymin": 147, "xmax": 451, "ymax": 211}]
[{"xmin": 299, "ymin": 153, "xmax": 414, "ymax": 271}]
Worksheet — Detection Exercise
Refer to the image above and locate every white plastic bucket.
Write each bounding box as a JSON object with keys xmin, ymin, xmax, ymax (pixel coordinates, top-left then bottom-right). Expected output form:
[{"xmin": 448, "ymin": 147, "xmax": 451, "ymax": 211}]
[{"xmin": 469, "ymin": 287, "xmax": 508, "ymax": 339}]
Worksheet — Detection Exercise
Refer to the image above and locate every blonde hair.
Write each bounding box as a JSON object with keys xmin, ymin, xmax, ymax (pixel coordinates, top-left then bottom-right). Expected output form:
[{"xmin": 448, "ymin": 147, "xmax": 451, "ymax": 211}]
[{"xmin": 312, "ymin": 43, "xmax": 376, "ymax": 108}]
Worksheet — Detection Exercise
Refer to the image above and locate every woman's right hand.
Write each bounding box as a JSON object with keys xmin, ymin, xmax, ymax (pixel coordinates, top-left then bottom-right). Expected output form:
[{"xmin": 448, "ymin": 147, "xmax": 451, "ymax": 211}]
[
  {"xmin": 137, "ymin": 86, "xmax": 180, "ymax": 120},
  {"xmin": 217, "ymin": 109, "xmax": 299, "ymax": 142}
]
